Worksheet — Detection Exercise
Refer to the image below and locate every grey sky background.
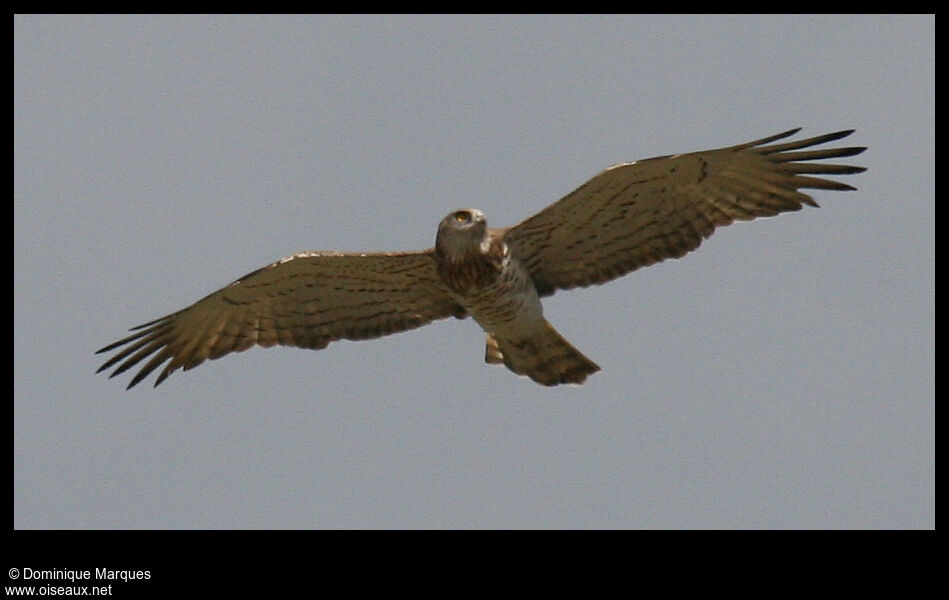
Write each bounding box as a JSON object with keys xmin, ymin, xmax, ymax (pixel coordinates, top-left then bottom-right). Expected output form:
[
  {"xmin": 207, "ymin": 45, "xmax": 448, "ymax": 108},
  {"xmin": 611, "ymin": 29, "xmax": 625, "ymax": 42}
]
[{"xmin": 14, "ymin": 15, "xmax": 933, "ymax": 529}]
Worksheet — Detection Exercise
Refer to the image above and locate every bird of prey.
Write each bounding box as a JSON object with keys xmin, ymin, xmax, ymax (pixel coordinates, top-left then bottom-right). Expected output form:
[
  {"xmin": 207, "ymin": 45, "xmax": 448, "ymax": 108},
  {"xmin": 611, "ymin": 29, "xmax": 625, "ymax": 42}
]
[{"xmin": 96, "ymin": 128, "xmax": 866, "ymax": 388}]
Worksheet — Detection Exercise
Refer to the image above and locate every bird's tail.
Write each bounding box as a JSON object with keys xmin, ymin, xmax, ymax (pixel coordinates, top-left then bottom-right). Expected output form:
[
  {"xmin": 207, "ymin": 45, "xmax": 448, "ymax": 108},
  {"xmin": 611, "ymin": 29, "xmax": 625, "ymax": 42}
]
[{"xmin": 484, "ymin": 321, "xmax": 600, "ymax": 386}]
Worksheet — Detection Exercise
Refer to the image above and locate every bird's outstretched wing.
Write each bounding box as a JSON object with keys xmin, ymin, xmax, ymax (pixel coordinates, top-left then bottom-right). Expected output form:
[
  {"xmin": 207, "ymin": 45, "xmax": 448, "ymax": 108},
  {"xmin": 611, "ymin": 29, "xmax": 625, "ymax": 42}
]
[
  {"xmin": 503, "ymin": 129, "xmax": 867, "ymax": 296},
  {"xmin": 96, "ymin": 251, "xmax": 465, "ymax": 388}
]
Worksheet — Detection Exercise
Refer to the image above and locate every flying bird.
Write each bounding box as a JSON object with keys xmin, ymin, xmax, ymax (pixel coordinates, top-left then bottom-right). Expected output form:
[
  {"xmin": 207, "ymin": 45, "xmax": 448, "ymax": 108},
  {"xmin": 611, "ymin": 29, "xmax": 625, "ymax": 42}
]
[{"xmin": 97, "ymin": 128, "xmax": 866, "ymax": 388}]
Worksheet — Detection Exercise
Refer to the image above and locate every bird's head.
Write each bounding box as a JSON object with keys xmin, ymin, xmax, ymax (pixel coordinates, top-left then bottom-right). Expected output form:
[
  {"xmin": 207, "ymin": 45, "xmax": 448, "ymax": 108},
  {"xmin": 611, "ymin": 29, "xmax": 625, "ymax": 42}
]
[{"xmin": 435, "ymin": 208, "xmax": 489, "ymax": 257}]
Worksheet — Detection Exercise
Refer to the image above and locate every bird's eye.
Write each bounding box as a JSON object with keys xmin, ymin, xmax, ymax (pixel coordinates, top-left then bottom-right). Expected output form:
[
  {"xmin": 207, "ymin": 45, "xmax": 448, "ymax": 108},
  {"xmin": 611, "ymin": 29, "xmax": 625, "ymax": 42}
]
[{"xmin": 454, "ymin": 211, "xmax": 469, "ymax": 223}]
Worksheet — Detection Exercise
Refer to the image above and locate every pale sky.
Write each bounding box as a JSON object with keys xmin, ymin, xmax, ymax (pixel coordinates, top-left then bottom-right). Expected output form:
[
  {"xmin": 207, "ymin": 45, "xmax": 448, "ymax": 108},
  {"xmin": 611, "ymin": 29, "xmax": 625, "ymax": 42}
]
[{"xmin": 14, "ymin": 14, "xmax": 933, "ymax": 529}]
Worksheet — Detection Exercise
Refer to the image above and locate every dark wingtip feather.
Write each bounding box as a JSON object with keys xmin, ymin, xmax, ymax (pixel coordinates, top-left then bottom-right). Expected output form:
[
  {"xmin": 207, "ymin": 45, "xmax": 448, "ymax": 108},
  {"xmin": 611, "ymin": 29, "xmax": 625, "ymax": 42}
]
[
  {"xmin": 154, "ymin": 371, "xmax": 169, "ymax": 387},
  {"xmin": 756, "ymin": 129, "xmax": 866, "ymax": 158},
  {"xmin": 767, "ymin": 127, "xmax": 803, "ymax": 141},
  {"xmin": 835, "ymin": 165, "xmax": 867, "ymax": 174},
  {"xmin": 735, "ymin": 128, "xmax": 802, "ymax": 149},
  {"xmin": 127, "ymin": 371, "xmax": 148, "ymax": 389},
  {"xmin": 96, "ymin": 339, "xmax": 124, "ymax": 354},
  {"xmin": 829, "ymin": 146, "xmax": 868, "ymax": 159},
  {"xmin": 816, "ymin": 129, "xmax": 856, "ymax": 143}
]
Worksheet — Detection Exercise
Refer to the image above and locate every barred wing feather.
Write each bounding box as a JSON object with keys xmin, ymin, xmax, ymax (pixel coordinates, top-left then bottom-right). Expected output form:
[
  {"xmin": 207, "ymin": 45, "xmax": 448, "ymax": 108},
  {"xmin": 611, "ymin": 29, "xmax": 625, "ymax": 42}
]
[
  {"xmin": 504, "ymin": 129, "xmax": 866, "ymax": 296},
  {"xmin": 96, "ymin": 251, "xmax": 464, "ymax": 388}
]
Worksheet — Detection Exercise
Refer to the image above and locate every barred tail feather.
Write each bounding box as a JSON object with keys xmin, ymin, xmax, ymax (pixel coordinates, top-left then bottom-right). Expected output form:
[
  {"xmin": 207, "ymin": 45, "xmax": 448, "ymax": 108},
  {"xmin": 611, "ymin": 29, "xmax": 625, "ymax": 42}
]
[{"xmin": 485, "ymin": 322, "xmax": 600, "ymax": 386}]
